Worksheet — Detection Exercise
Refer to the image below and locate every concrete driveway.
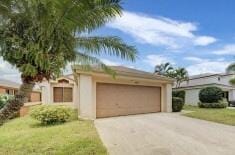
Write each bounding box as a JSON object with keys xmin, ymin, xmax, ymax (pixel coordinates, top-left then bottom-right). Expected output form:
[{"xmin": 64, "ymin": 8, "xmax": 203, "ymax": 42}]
[{"xmin": 95, "ymin": 113, "xmax": 235, "ymax": 155}]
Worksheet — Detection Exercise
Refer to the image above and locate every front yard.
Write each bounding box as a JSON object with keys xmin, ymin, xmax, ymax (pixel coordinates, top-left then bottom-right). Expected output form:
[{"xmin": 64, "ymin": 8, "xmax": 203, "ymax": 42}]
[
  {"xmin": 183, "ymin": 105, "xmax": 235, "ymax": 126},
  {"xmin": 0, "ymin": 116, "xmax": 107, "ymax": 155}
]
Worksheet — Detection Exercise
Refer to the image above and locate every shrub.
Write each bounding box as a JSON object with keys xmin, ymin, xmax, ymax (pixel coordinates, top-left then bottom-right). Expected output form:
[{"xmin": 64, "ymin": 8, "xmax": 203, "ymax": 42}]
[
  {"xmin": 198, "ymin": 98, "xmax": 228, "ymax": 108},
  {"xmin": 199, "ymin": 87, "xmax": 223, "ymax": 103},
  {"xmin": 172, "ymin": 97, "xmax": 184, "ymax": 112},
  {"xmin": 172, "ymin": 90, "xmax": 185, "ymax": 103},
  {"xmin": 30, "ymin": 105, "xmax": 73, "ymax": 125},
  {"xmin": 0, "ymin": 94, "xmax": 14, "ymax": 109}
]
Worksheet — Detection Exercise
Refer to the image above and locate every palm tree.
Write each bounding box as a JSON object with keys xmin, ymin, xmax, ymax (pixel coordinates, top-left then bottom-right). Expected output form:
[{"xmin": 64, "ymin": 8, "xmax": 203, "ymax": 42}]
[
  {"xmin": 168, "ymin": 68, "xmax": 189, "ymax": 88},
  {"xmin": 154, "ymin": 62, "xmax": 173, "ymax": 76},
  {"xmin": 0, "ymin": 0, "xmax": 137, "ymax": 124}
]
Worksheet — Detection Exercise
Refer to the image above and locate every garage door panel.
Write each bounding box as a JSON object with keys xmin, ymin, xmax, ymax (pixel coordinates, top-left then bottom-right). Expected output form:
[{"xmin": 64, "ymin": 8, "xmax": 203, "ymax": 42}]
[{"xmin": 96, "ymin": 83, "xmax": 161, "ymax": 118}]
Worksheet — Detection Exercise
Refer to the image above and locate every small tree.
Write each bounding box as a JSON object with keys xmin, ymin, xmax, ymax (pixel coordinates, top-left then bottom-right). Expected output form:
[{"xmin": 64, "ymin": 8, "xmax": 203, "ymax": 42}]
[
  {"xmin": 226, "ymin": 63, "xmax": 235, "ymax": 85},
  {"xmin": 168, "ymin": 68, "xmax": 189, "ymax": 88},
  {"xmin": 154, "ymin": 62, "xmax": 173, "ymax": 76},
  {"xmin": 0, "ymin": 0, "xmax": 137, "ymax": 124}
]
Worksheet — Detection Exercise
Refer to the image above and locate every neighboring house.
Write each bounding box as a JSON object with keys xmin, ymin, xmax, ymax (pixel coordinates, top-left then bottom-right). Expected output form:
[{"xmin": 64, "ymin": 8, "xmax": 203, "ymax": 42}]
[
  {"xmin": 0, "ymin": 79, "xmax": 41, "ymax": 102},
  {"xmin": 40, "ymin": 66, "xmax": 174, "ymax": 119},
  {"xmin": 174, "ymin": 73, "xmax": 235, "ymax": 105}
]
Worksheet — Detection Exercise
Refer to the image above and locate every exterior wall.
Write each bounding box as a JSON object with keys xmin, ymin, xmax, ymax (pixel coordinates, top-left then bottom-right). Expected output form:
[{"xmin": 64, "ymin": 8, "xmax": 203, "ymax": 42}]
[
  {"xmin": 229, "ymin": 90, "xmax": 235, "ymax": 101},
  {"xmin": 40, "ymin": 79, "xmax": 77, "ymax": 108},
  {"xmin": 163, "ymin": 84, "xmax": 172, "ymax": 112},
  {"xmin": 185, "ymin": 89, "xmax": 201, "ymax": 105},
  {"xmin": 0, "ymin": 87, "xmax": 6, "ymax": 94},
  {"xmin": 30, "ymin": 92, "xmax": 41, "ymax": 102},
  {"xmin": 78, "ymin": 73, "xmax": 173, "ymax": 119},
  {"xmin": 79, "ymin": 75, "xmax": 94, "ymax": 119}
]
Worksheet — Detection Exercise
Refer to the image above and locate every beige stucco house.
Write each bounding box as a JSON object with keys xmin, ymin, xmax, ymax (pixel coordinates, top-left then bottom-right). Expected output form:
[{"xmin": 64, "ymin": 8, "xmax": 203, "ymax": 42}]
[{"xmin": 40, "ymin": 66, "xmax": 174, "ymax": 119}]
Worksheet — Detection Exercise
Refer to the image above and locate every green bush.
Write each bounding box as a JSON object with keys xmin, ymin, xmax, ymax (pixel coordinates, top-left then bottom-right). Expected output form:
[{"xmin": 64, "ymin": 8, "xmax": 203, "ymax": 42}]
[
  {"xmin": 30, "ymin": 105, "xmax": 73, "ymax": 125},
  {"xmin": 198, "ymin": 98, "xmax": 228, "ymax": 108},
  {"xmin": 199, "ymin": 87, "xmax": 223, "ymax": 103},
  {"xmin": 172, "ymin": 97, "xmax": 184, "ymax": 112},
  {"xmin": 172, "ymin": 90, "xmax": 185, "ymax": 103},
  {"xmin": 0, "ymin": 94, "xmax": 14, "ymax": 109}
]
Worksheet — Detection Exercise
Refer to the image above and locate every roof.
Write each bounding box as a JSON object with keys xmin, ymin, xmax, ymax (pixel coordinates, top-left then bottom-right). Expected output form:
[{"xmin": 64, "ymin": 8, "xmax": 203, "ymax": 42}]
[
  {"xmin": 189, "ymin": 73, "xmax": 234, "ymax": 80},
  {"xmin": 0, "ymin": 78, "xmax": 20, "ymax": 89},
  {"xmin": 0, "ymin": 79, "xmax": 41, "ymax": 92},
  {"xmin": 73, "ymin": 65, "xmax": 175, "ymax": 82}
]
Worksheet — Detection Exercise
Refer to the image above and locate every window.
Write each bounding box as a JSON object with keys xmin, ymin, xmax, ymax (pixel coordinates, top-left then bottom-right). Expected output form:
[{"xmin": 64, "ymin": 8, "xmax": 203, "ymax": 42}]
[
  {"xmin": 6, "ymin": 89, "xmax": 14, "ymax": 95},
  {"xmin": 53, "ymin": 87, "xmax": 73, "ymax": 102}
]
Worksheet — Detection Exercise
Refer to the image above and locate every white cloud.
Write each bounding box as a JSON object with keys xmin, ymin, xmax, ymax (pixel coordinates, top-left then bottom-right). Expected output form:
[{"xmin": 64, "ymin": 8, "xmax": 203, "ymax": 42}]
[
  {"xmin": 108, "ymin": 11, "xmax": 216, "ymax": 49},
  {"xmin": 186, "ymin": 59, "xmax": 231, "ymax": 75},
  {"xmin": 0, "ymin": 57, "xmax": 21, "ymax": 83},
  {"xmin": 143, "ymin": 54, "xmax": 175, "ymax": 67},
  {"xmin": 193, "ymin": 36, "xmax": 217, "ymax": 46},
  {"xmin": 184, "ymin": 57, "xmax": 206, "ymax": 63},
  {"xmin": 213, "ymin": 44, "xmax": 235, "ymax": 55}
]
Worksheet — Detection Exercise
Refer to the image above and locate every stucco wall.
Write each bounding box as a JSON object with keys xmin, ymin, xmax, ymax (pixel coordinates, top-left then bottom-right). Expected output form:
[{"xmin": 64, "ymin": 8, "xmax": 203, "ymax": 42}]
[
  {"xmin": 79, "ymin": 75, "xmax": 94, "ymax": 119},
  {"xmin": 0, "ymin": 87, "xmax": 6, "ymax": 94},
  {"xmin": 78, "ymin": 73, "xmax": 173, "ymax": 119},
  {"xmin": 185, "ymin": 89, "xmax": 201, "ymax": 105}
]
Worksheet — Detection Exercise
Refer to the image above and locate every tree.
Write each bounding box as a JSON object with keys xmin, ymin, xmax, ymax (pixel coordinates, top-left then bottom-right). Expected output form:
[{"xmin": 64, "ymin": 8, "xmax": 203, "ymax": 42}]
[
  {"xmin": 168, "ymin": 68, "xmax": 189, "ymax": 88},
  {"xmin": 154, "ymin": 62, "xmax": 173, "ymax": 76},
  {"xmin": 226, "ymin": 63, "xmax": 235, "ymax": 85},
  {"xmin": 226, "ymin": 63, "xmax": 235, "ymax": 73},
  {"xmin": 0, "ymin": 0, "xmax": 137, "ymax": 124}
]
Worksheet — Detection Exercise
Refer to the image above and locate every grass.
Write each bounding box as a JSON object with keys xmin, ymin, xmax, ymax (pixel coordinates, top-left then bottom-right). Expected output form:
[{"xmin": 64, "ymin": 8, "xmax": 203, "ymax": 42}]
[
  {"xmin": 183, "ymin": 105, "xmax": 235, "ymax": 126},
  {"xmin": 0, "ymin": 115, "xmax": 107, "ymax": 155}
]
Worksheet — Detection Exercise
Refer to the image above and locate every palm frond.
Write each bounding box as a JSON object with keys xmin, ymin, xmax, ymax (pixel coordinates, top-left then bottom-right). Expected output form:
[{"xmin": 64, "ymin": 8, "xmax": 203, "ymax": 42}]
[
  {"xmin": 75, "ymin": 52, "xmax": 116, "ymax": 76},
  {"xmin": 76, "ymin": 36, "xmax": 137, "ymax": 61}
]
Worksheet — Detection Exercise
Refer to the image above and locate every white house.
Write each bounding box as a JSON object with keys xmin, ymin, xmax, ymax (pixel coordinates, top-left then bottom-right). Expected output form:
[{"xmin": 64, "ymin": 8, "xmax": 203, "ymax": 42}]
[
  {"xmin": 40, "ymin": 66, "xmax": 174, "ymax": 119},
  {"xmin": 174, "ymin": 73, "xmax": 235, "ymax": 105}
]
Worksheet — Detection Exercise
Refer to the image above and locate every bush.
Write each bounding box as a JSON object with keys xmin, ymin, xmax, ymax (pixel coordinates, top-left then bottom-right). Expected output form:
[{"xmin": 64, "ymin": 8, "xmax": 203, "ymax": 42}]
[
  {"xmin": 198, "ymin": 98, "xmax": 228, "ymax": 108},
  {"xmin": 172, "ymin": 90, "xmax": 185, "ymax": 103},
  {"xmin": 199, "ymin": 87, "xmax": 223, "ymax": 103},
  {"xmin": 0, "ymin": 94, "xmax": 14, "ymax": 109},
  {"xmin": 30, "ymin": 105, "xmax": 73, "ymax": 125},
  {"xmin": 172, "ymin": 97, "xmax": 184, "ymax": 112}
]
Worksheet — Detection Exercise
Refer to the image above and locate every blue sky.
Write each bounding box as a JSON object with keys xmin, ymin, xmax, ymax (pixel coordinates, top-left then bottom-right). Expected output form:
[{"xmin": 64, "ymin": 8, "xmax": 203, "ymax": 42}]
[
  {"xmin": 95, "ymin": 0, "xmax": 235, "ymax": 74},
  {"xmin": 1, "ymin": 0, "xmax": 235, "ymax": 82}
]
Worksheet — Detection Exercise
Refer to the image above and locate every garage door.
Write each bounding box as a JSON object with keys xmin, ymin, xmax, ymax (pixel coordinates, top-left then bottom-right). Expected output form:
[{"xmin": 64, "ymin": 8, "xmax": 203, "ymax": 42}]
[{"xmin": 96, "ymin": 83, "xmax": 161, "ymax": 118}]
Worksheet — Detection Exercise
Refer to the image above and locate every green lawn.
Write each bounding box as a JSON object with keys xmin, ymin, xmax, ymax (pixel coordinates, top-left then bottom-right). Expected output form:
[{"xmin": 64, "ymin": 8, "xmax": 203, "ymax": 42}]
[
  {"xmin": 0, "ymin": 116, "xmax": 107, "ymax": 155},
  {"xmin": 183, "ymin": 105, "xmax": 235, "ymax": 126}
]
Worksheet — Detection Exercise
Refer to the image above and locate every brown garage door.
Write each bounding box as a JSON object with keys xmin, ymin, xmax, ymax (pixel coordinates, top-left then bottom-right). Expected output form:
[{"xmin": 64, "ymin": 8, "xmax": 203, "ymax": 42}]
[{"xmin": 96, "ymin": 83, "xmax": 161, "ymax": 118}]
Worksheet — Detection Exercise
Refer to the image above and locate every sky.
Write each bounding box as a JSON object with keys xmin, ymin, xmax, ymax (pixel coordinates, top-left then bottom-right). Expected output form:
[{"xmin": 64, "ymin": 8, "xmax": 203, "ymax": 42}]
[{"xmin": 1, "ymin": 0, "xmax": 235, "ymax": 82}]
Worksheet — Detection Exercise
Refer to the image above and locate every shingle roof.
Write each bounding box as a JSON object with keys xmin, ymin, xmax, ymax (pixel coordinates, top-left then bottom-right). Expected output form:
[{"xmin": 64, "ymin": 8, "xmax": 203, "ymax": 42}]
[
  {"xmin": 0, "ymin": 79, "xmax": 20, "ymax": 89},
  {"xmin": 73, "ymin": 65, "xmax": 175, "ymax": 82}
]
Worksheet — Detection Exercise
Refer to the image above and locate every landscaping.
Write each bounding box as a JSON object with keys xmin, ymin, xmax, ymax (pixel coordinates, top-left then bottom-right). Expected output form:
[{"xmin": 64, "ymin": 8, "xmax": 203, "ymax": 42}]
[
  {"xmin": 0, "ymin": 114, "xmax": 107, "ymax": 155},
  {"xmin": 183, "ymin": 105, "xmax": 235, "ymax": 126}
]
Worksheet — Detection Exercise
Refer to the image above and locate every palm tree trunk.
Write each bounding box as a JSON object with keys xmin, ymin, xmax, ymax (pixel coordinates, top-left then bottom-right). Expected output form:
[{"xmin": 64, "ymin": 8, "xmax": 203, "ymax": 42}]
[{"xmin": 0, "ymin": 80, "xmax": 35, "ymax": 125}]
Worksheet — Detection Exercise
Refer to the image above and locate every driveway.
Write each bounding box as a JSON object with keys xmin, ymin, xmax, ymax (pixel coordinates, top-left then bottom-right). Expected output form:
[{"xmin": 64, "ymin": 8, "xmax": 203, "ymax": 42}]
[{"xmin": 95, "ymin": 113, "xmax": 235, "ymax": 155}]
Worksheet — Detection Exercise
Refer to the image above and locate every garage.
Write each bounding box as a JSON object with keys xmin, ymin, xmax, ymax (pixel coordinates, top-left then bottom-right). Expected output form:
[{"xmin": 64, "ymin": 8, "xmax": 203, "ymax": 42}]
[
  {"xmin": 96, "ymin": 83, "xmax": 161, "ymax": 118},
  {"xmin": 75, "ymin": 66, "xmax": 173, "ymax": 119}
]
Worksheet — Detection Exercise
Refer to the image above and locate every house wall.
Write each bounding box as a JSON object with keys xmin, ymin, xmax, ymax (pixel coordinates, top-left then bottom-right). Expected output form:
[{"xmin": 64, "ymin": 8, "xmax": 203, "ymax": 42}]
[
  {"xmin": 30, "ymin": 92, "xmax": 41, "ymax": 102},
  {"xmin": 185, "ymin": 89, "xmax": 201, "ymax": 105},
  {"xmin": 40, "ymin": 79, "xmax": 78, "ymax": 108},
  {"xmin": 0, "ymin": 87, "xmax": 6, "ymax": 94},
  {"xmin": 78, "ymin": 73, "xmax": 173, "ymax": 120}
]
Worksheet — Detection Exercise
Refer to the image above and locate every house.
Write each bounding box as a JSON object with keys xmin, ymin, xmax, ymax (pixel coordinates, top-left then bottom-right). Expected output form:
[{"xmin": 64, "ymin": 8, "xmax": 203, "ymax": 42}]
[
  {"xmin": 40, "ymin": 66, "xmax": 174, "ymax": 119},
  {"xmin": 0, "ymin": 78, "xmax": 41, "ymax": 102},
  {"xmin": 174, "ymin": 73, "xmax": 235, "ymax": 105}
]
